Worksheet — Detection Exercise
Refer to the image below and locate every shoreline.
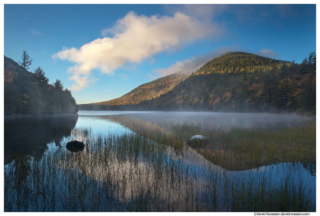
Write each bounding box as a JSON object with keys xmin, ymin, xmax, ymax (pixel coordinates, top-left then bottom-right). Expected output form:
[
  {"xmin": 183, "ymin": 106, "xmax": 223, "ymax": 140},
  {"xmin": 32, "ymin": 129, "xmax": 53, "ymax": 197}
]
[{"xmin": 4, "ymin": 112, "xmax": 78, "ymax": 120}]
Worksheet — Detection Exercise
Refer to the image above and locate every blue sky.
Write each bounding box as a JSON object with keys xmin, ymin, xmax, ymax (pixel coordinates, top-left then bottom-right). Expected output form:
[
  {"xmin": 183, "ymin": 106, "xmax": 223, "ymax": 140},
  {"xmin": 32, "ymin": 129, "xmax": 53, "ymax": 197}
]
[{"xmin": 4, "ymin": 4, "xmax": 316, "ymax": 104}]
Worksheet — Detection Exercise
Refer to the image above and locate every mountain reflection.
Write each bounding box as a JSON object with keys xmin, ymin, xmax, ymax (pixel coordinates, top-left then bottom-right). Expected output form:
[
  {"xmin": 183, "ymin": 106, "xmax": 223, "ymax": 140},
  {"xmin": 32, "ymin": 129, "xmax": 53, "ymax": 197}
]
[
  {"xmin": 99, "ymin": 112, "xmax": 315, "ymax": 172},
  {"xmin": 100, "ymin": 112, "xmax": 314, "ymax": 132},
  {"xmin": 4, "ymin": 112, "xmax": 315, "ymax": 211}
]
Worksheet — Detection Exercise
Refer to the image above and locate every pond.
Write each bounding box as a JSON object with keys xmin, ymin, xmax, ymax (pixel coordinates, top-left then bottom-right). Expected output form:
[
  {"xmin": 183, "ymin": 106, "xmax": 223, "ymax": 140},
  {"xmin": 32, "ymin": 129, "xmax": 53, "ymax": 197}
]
[{"xmin": 4, "ymin": 111, "xmax": 316, "ymax": 212}]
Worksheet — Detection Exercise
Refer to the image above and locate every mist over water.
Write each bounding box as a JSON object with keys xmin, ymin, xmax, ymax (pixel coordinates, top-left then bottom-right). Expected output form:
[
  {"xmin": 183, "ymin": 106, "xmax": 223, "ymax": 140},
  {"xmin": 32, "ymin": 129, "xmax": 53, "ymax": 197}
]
[
  {"xmin": 78, "ymin": 110, "xmax": 314, "ymax": 131},
  {"xmin": 4, "ymin": 111, "xmax": 316, "ymax": 211}
]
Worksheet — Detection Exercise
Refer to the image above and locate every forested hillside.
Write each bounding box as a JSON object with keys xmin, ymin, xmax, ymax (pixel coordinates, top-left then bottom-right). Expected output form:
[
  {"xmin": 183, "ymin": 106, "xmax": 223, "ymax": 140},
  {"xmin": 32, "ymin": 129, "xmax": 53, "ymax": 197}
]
[
  {"xmin": 79, "ymin": 52, "xmax": 316, "ymax": 115},
  {"xmin": 91, "ymin": 72, "xmax": 187, "ymax": 106},
  {"xmin": 4, "ymin": 55, "xmax": 78, "ymax": 115},
  {"xmin": 195, "ymin": 52, "xmax": 289, "ymax": 75}
]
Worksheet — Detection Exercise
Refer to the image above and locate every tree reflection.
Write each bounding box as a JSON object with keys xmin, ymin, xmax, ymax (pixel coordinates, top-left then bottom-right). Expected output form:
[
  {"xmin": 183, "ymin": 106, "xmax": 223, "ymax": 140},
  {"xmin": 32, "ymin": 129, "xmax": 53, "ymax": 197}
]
[{"xmin": 5, "ymin": 115, "xmax": 78, "ymax": 165}]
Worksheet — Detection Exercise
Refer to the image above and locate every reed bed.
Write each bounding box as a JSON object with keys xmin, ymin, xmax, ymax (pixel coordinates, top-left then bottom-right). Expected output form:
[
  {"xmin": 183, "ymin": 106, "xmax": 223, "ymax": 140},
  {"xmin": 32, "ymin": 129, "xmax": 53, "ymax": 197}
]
[{"xmin": 4, "ymin": 126, "xmax": 315, "ymax": 212}]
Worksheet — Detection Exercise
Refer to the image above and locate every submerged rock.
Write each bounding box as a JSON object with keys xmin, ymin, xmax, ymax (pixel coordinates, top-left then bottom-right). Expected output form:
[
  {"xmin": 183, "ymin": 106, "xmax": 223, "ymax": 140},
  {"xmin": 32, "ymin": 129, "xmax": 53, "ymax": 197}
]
[
  {"xmin": 186, "ymin": 135, "xmax": 209, "ymax": 148},
  {"xmin": 66, "ymin": 141, "xmax": 84, "ymax": 152}
]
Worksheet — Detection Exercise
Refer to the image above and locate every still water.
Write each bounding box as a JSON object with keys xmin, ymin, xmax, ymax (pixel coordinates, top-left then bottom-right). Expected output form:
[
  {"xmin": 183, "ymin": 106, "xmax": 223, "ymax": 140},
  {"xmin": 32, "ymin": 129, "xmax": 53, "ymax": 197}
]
[{"xmin": 4, "ymin": 111, "xmax": 316, "ymax": 211}]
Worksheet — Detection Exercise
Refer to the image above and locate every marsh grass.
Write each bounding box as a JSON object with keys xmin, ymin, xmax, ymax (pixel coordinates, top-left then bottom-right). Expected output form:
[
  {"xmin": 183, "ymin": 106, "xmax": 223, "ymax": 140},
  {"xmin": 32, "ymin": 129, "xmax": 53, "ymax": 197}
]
[
  {"xmin": 4, "ymin": 125, "xmax": 315, "ymax": 212},
  {"xmin": 145, "ymin": 122, "xmax": 316, "ymax": 171},
  {"xmin": 104, "ymin": 114, "xmax": 315, "ymax": 171}
]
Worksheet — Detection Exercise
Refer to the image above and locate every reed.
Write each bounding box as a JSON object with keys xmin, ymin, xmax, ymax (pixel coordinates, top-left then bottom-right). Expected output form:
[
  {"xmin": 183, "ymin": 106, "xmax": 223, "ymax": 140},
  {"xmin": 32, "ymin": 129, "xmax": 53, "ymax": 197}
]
[{"xmin": 4, "ymin": 125, "xmax": 315, "ymax": 212}]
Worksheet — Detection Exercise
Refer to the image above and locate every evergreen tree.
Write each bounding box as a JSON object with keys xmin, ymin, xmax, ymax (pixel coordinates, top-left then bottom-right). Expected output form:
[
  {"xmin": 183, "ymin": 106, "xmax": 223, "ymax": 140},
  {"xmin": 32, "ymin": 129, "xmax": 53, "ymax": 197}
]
[
  {"xmin": 34, "ymin": 67, "xmax": 48, "ymax": 85},
  {"xmin": 19, "ymin": 51, "xmax": 33, "ymax": 70},
  {"xmin": 54, "ymin": 79, "xmax": 63, "ymax": 91}
]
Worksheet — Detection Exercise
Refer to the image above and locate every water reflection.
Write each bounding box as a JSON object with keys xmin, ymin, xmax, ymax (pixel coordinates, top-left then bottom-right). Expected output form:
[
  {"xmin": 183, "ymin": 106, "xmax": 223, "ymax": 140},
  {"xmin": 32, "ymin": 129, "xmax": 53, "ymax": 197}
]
[
  {"xmin": 85, "ymin": 111, "xmax": 314, "ymax": 132},
  {"xmin": 5, "ymin": 128, "xmax": 315, "ymax": 211},
  {"xmin": 4, "ymin": 114, "xmax": 78, "ymax": 165},
  {"xmin": 98, "ymin": 112, "xmax": 315, "ymax": 172},
  {"xmin": 75, "ymin": 116, "xmax": 132, "ymax": 136},
  {"xmin": 4, "ymin": 111, "xmax": 316, "ymax": 212}
]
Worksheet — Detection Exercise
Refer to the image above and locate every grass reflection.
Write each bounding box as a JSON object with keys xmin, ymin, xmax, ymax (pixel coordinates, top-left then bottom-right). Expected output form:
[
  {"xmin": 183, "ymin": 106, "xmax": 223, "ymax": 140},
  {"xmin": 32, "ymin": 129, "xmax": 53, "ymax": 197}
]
[{"xmin": 5, "ymin": 126, "xmax": 315, "ymax": 212}]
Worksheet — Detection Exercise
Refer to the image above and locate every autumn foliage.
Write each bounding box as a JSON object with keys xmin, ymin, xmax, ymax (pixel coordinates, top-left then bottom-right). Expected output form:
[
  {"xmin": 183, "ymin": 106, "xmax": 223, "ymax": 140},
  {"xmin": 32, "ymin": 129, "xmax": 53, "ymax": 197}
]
[{"xmin": 80, "ymin": 52, "xmax": 316, "ymax": 115}]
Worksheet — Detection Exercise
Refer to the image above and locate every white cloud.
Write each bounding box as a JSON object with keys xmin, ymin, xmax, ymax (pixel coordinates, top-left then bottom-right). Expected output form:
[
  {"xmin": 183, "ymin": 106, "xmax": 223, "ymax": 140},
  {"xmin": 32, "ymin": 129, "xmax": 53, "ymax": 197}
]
[
  {"xmin": 69, "ymin": 74, "xmax": 98, "ymax": 91},
  {"xmin": 29, "ymin": 28, "xmax": 42, "ymax": 35},
  {"xmin": 256, "ymin": 48, "xmax": 279, "ymax": 58},
  {"xmin": 53, "ymin": 11, "xmax": 221, "ymax": 91},
  {"xmin": 155, "ymin": 47, "xmax": 234, "ymax": 77}
]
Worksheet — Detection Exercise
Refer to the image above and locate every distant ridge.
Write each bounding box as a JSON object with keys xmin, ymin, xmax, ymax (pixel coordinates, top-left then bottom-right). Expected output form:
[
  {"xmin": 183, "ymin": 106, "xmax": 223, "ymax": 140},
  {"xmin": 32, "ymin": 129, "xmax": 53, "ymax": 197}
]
[
  {"xmin": 85, "ymin": 52, "xmax": 287, "ymax": 106},
  {"xmin": 80, "ymin": 52, "xmax": 315, "ymax": 115}
]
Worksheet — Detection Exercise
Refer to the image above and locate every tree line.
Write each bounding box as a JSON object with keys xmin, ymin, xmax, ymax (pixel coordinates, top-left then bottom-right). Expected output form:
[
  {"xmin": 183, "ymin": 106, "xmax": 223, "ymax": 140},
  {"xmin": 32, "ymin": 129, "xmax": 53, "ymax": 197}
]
[{"xmin": 4, "ymin": 51, "xmax": 78, "ymax": 115}]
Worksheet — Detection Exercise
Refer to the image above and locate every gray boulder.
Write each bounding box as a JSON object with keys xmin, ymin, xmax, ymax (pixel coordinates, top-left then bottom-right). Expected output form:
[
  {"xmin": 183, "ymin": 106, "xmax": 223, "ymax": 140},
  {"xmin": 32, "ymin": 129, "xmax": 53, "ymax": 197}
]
[{"xmin": 186, "ymin": 135, "xmax": 209, "ymax": 148}]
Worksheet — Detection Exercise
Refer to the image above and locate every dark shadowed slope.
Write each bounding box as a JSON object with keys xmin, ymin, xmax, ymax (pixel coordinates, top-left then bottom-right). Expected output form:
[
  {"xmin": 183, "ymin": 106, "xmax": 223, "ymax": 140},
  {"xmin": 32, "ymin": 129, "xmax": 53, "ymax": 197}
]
[{"xmin": 4, "ymin": 56, "xmax": 78, "ymax": 115}]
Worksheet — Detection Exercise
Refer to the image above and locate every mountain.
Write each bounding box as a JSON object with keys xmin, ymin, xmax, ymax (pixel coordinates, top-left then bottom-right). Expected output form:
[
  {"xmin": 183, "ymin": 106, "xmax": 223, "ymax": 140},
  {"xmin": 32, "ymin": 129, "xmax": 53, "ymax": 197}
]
[
  {"xmin": 194, "ymin": 52, "xmax": 287, "ymax": 75},
  {"xmin": 79, "ymin": 52, "xmax": 316, "ymax": 114},
  {"xmin": 90, "ymin": 72, "xmax": 188, "ymax": 106},
  {"xmin": 4, "ymin": 55, "xmax": 78, "ymax": 115}
]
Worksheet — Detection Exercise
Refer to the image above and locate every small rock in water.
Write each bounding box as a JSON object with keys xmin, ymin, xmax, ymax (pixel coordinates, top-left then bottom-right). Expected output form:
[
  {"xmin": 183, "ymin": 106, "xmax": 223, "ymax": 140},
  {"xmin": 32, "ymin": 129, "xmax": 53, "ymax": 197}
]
[
  {"xmin": 66, "ymin": 141, "xmax": 85, "ymax": 152},
  {"xmin": 186, "ymin": 135, "xmax": 209, "ymax": 148}
]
